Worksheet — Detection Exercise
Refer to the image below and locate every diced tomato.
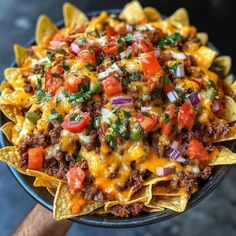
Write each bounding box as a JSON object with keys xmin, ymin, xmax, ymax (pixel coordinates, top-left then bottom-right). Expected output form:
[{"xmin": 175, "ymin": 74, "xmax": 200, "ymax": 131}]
[
  {"xmin": 131, "ymin": 40, "xmax": 153, "ymax": 56},
  {"xmin": 178, "ymin": 102, "xmax": 196, "ymax": 130},
  {"xmin": 116, "ymin": 25, "xmax": 130, "ymax": 35},
  {"xmin": 61, "ymin": 112, "xmax": 90, "ymax": 133},
  {"xmin": 161, "ymin": 121, "xmax": 172, "ymax": 136},
  {"xmin": 136, "ymin": 114, "xmax": 157, "ymax": 132},
  {"xmin": 140, "ymin": 51, "xmax": 163, "ymax": 77},
  {"xmin": 211, "ymin": 100, "xmax": 223, "ymax": 116},
  {"xmin": 45, "ymin": 67, "xmax": 64, "ymax": 95},
  {"xmin": 102, "ymin": 76, "xmax": 122, "ymax": 96},
  {"xmin": 28, "ymin": 147, "xmax": 44, "ymax": 170},
  {"xmin": 79, "ymin": 50, "xmax": 97, "ymax": 66},
  {"xmin": 52, "ymin": 33, "xmax": 64, "ymax": 42},
  {"xmin": 143, "ymin": 29, "xmax": 164, "ymax": 43},
  {"xmin": 64, "ymin": 76, "xmax": 82, "ymax": 93},
  {"xmin": 167, "ymin": 104, "xmax": 177, "ymax": 124},
  {"xmin": 102, "ymin": 41, "xmax": 118, "ymax": 55},
  {"xmin": 66, "ymin": 166, "xmax": 85, "ymax": 195},
  {"xmin": 163, "ymin": 79, "xmax": 175, "ymax": 93},
  {"xmin": 106, "ymin": 26, "xmax": 117, "ymax": 37},
  {"xmin": 185, "ymin": 139, "xmax": 209, "ymax": 160}
]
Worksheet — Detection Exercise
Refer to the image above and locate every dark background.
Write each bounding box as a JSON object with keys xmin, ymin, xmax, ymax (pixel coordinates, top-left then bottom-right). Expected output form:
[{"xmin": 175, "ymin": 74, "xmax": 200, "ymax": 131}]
[{"xmin": 0, "ymin": 0, "xmax": 236, "ymax": 235}]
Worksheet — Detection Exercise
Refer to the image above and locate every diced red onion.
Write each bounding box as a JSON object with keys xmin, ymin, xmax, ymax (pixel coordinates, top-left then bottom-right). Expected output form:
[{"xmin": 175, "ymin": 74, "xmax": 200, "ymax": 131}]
[
  {"xmin": 167, "ymin": 90, "xmax": 179, "ymax": 103},
  {"xmin": 71, "ymin": 42, "xmax": 81, "ymax": 54},
  {"xmin": 170, "ymin": 51, "xmax": 186, "ymax": 60},
  {"xmin": 171, "ymin": 141, "xmax": 179, "ymax": 150},
  {"xmin": 134, "ymin": 32, "xmax": 144, "ymax": 41},
  {"xmin": 120, "ymin": 47, "xmax": 132, "ymax": 59},
  {"xmin": 141, "ymin": 106, "xmax": 152, "ymax": 112},
  {"xmin": 191, "ymin": 166, "xmax": 200, "ymax": 174},
  {"xmin": 156, "ymin": 167, "xmax": 174, "ymax": 176},
  {"xmin": 175, "ymin": 63, "xmax": 185, "ymax": 77},
  {"xmin": 188, "ymin": 92, "xmax": 201, "ymax": 107},
  {"xmin": 111, "ymin": 96, "xmax": 133, "ymax": 106},
  {"xmin": 166, "ymin": 147, "xmax": 182, "ymax": 160},
  {"xmin": 50, "ymin": 40, "xmax": 62, "ymax": 47},
  {"xmin": 211, "ymin": 100, "xmax": 221, "ymax": 112},
  {"xmin": 98, "ymin": 63, "xmax": 123, "ymax": 80}
]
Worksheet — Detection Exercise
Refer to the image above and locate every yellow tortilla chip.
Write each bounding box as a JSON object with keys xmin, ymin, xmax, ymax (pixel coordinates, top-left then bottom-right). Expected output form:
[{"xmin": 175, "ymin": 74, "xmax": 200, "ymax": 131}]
[
  {"xmin": 196, "ymin": 32, "xmax": 208, "ymax": 45},
  {"xmin": 152, "ymin": 186, "xmax": 185, "ymax": 197},
  {"xmin": 47, "ymin": 188, "xmax": 57, "ymax": 197},
  {"xmin": 14, "ymin": 44, "xmax": 29, "ymax": 67},
  {"xmin": 143, "ymin": 176, "xmax": 172, "ymax": 186},
  {"xmin": 0, "ymin": 81, "xmax": 11, "ymax": 92},
  {"xmin": 213, "ymin": 56, "xmax": 232, "ymax": 77},
  {"xmin": 221, "ymin": 96, "xmax": 236, "ymax": 123},
  {"xmin": 0, "ymin": 88, "xmax": 31, "ymax": 107},
  {"xmin": 169, "ymin": 8, "xmax": 189, "ymax": 26},
  {"xmin": 196, "ymin": 46, "xmax": 218, "ymax": 69},
  {"xmin": 27, "ymin": 169, "xmax": 65, "ymax": 188},
  {"xmin": 4, "ymin": 67, "xmax": 24, "ymax": 90},
  {"xmin": 224, "ymin": 74, "xmax": 234, "ymax": 85},
  {"xmin": 0, "ymin": 146, "xmax": 26, "ymax": 174},
  {"xmin": 144, "ymin": 7, "xmax": 162, "ymax": 22},
  {"xmin": 1, "ymin": 122, "xmax": 14, "ymax": 143},
  {"xmin": 210, "ymin": 146, "xmax": 236, "ymax": 166},
  {"xmin": 35, "ymin": 15, "xmax": 58, "ymax": 46},
  {"xmin": 63, "ymin": 2, "xmax": 88, "ymax": 28},
  {"xmin": 0, "ymin": 104, "xmax": 17, "ymax": 123},
  {"xmin": 214, "ymin": 124, "xmax": 236, "ymax": 143},
  {"xmin": 53, "ymin": 182, "xmax": 104, "ymax": 220},
  {"xmin": 119, "ymin": 0, "xmax": 147, "ymax": 24},
  {"xmin": 143, "ymin": 205, "xmax": 165, "ymax": 212}
]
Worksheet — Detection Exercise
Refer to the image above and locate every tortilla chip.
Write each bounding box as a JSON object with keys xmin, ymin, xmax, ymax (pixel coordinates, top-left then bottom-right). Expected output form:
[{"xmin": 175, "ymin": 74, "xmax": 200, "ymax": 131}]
[
  {"xmin": 196, "ymin": 32, "xmax": 208, "ymax": 45},
  {"xmin": 1, "ymin": 122, "xmax": 14, "ymax": 143},
  {"xmin": 47, "ymin": 187, "xmax": 57, "ymax": 197},
  {"xmin": 0, "ymin": 88, "xmax": 31, "ymax": 107},
  {"xmin": 213, "ymin": 56, "xmax": 232, "ymax": 77},
  {"xmin": 143, "ymin": 176, "xmax": 172, "ymax": 186},
  {"xmin": 210, "ymin": 146, "xmax": 236, "ymax": 166},
  {"xmin": 0, "ymin": 81, "xmax": 11, "ymax": 92},
  {"xmin": 119, "ymin": 0, "xmax": 147, "ymax": 25},
  {"xmin": 224, "ymin": 74, "xmax": 234, "ymax": 85},
  {"xmin": 214, "ymin": 124, "xmax": 236, "ymax": 143},
  {"xmin": 35, "ymin": 15, "xmax": 58, "ymax": 46},
  {"xmin": 169, "ymin": 8, "xmax": 189, "ymax": 26},
  {"xmin": 155, "ymin": 193, "xmax": 188, "ymax": 212},
  {"xmin": 221, "ymin": 96, "xmax": 236, "ymax": 123},
  {"xmin": 197, "ymin": 46, "xmax": 218, "ymax": 69},
  {"xmin": 14, "ymin": 44, "xmax": 29, "ymax": 67},
  {"xmin": 27, "ymin": 169, "xmax": 65, "ymax": 188},
  {"xmin": 63, "ymin": 2, "xmax": 88, "ymax": 28},
  {"xmin": 0, "ymin": 104, "xmax": 17, "ymax": 123},
  {"xmin": 4, "ymin": 67, "xmax": 24, "ymax": 90},
  {"xmin": 144, "ymin": 7, "xmax": 162, "ymax": 22},
  {"xmin": 0, "ymin": 146, "xmax": 26, "ymax": 174},
  {"xmin": 152, "ymin": 186, "xmax": 186, "ymax": 197},
  {"xmin": 143, "ymin": 205, "xmax": 165, "ymax": 212},
  {"xmin": 53, "ymin": 182, "xmax": 103, "ymax": 220}
]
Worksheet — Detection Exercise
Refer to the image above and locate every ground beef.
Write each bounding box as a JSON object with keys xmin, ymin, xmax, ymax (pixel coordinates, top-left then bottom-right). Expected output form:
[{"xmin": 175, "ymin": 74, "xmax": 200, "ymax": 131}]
[
  {"xmin": 115, "ymin": 169, "xmax": 154, "ymax": 191},
  {"xmin": 17, "ymin": 133, "xmax": 50, "ymax": 167},
  {"xmin": 23, "ymin": 82, "xmax": 34, "ymax": 94},
  {"xmin": 48, "ymin": 126, "xmax": 62, "ymax": 145},
  {"xmin": 20, "ymin": 107, "xmax": 30, "ymax": 116},
  {"xmin": 199, "ymin": 166, "xmax": 212, "ymax": 180},
  {"xmin": 110, "ymin": 202, "xmax": 144, "ymax": 218},
  {"xmin": 80, "ymin": 130, "xmax": 100, "ymax": 151}
]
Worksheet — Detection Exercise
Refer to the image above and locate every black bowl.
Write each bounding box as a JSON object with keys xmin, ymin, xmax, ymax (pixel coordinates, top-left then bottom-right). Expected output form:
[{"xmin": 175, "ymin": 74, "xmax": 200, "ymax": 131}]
[{"xmin": 0, "ymin": 9, "xmax": 234, "ymax": 228}]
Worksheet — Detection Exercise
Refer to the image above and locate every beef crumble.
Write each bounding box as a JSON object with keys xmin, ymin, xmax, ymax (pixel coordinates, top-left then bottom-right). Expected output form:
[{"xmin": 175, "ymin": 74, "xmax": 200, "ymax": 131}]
[{"xmin": 111, "ymin": 202, "xmax": 144, "ymax": 218}]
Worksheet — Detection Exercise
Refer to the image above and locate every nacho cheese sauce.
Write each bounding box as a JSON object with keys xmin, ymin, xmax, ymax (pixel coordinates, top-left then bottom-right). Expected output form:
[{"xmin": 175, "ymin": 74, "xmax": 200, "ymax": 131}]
[{"xmin": 1, "ymin": 1, "xmax": 235, "ymax": 218}]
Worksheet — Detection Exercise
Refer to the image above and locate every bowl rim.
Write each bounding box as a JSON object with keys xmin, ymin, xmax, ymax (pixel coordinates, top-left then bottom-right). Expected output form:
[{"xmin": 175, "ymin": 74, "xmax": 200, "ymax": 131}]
[{"xmin": 0, "ymin": 8, "xmax": 234, "ymax": 228}]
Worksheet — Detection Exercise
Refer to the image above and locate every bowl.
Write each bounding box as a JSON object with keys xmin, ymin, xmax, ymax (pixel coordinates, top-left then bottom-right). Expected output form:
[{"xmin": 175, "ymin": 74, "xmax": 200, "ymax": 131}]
[{"xmin": 0, "ymin": 9, "xmax": 234, "ymax": 228}]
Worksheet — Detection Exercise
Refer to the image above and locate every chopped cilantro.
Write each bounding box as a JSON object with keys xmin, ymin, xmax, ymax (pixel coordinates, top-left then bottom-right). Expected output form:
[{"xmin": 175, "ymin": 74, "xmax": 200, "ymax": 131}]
[
  {"xmin": 106, "ymin": 134, "xmax": 116, "ymax": 149},
  {"xmin": 51, "ymin": 72, "xmax": 61, "ymax": 78},
  {"xmin": 208, "ymin": 79, "xmax": 217, "ymax": 90},
  {"xmin": 70, "ymin": 113, "xmax": 81, "ymax": 122},
  {"xmin": 117, "ymin": 37, "xmax": 125, "ymax": 45},
  {"xmin": 145, "ymin": 32, "xmax": 151, "ymax": 40},
  {"xmin": 62, "ymin": 61, "xmax": 70, "ymax": 71},
  {"xmin": 130, "ymin": 124, "xmax": 146, "ymax": 141},
  {"xmin": 55, "ymin": 47, "xmax": 67, "ymax": 55},
  {"xmin": 46, "ymin": 50, "xmax": 55, "ymax": 61},
  {"xmin": 67, "ymin": 82, "xmax": 91, "ymax": 103},
  {"xmin": 168, "ymin": 62, "xmax": 181, "ymax": 74},
  {"xmin": 163, "ymin": 76, "xmax": 170, "ymax": 85},
  {"xmin": 164, "ymin": 113, "xmax": 170, "ymax": 124},
  {"xmin": 35, "ymin": 88, "xmax": 51, "ymax": 104},
  {"xmin": 48, "ymin": 109, "xmax": 63, "ymax": 123},
  {"xmin": 88, "ymin": 47, "xmax": 95, "ymax": 53},
  {"xmin": 118, "ymin": 46, "xmax": 124, "ymax": 53},
  {"xmin": 136, "ymin": 44, "xmax": 142, "ymax": 52},
  {"xmin": 76, "ymin": 37, "xmax": 85, "ymax": 45},
  {"xmin": 158, "ymin": 33, "xmax": 182, "ymax": 48},
  {"xmin": 124, "ymin": 34, "xmax": 134, "ymax": 42},
  {"xmin": 151, "ymin": 87, "xmax": 162, "ymax": 100},
  {"xmin": 86, "ymin": 63, "xmax": 95, "ymax": 71}
]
